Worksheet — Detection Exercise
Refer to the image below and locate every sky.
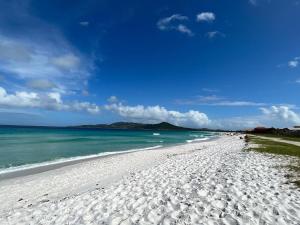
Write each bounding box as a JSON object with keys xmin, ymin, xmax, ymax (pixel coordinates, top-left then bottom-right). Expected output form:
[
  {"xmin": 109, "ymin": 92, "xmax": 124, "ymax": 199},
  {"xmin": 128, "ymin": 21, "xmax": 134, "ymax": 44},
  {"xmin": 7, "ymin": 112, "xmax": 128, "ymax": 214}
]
[{"xmin": 0, "ymin": 0, "xmax": 300, "ymax": 129}]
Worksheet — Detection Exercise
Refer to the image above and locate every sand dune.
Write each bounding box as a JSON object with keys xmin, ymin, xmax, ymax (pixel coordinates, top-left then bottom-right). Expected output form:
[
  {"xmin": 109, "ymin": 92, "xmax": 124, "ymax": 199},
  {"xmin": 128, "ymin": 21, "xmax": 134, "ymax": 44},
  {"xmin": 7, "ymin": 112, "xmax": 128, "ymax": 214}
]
[{"xmin": 0, "ymin": 136, "xmax": 299, "ymax": 225}]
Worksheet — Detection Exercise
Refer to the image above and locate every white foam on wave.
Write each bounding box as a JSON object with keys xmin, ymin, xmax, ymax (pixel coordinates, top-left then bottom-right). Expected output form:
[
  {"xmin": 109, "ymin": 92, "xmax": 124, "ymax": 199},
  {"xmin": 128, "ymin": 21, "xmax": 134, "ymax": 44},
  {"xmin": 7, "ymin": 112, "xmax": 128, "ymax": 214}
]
[
  {"xmin": 146, "ymin": 140, "xmax": 164, "ymax": 143},
  {"xmin": 0, "ymin": 145, "xmax": 163, "ymax": 175},
  {"xmin": 186, "ymin": 137, "xmax": 209, "ymax": 143},
  {"xmin": 153, "ymin": 133, "xmax": 160, "ymax": 136}
]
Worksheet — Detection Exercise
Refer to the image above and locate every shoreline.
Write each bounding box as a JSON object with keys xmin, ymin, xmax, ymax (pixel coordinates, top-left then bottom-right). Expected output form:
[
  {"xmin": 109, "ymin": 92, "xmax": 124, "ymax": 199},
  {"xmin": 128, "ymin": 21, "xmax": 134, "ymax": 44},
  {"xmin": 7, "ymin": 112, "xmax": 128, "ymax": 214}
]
[
  {"xmin": 0, "ymin": 146, "xmax": 164, "ymax": 180},
  {"xmin": 1, "ymin": 134, "xmax": 300, "ymax": 225},
  {"xmin": 0, "ymin": 136, "xmax": 221, "ymax": 213},
  {"xmin": 0, "ymin": 136, "xmax": 218, "ymax": 181}
]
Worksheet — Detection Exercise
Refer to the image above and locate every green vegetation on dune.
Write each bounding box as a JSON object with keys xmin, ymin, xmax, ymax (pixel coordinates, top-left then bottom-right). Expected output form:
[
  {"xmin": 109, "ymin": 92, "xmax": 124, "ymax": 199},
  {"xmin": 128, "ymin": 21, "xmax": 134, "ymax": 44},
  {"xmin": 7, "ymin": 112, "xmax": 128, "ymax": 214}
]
[
  {"xmin": 256, "ymin": 134, "xmax": 300, "ymax": 143},
  {"xmin": 249, "ymin": 137, "xmax": 300, "ymax": 157},
  {"xmin": 248, "ymin": 136, "xmax": 300, "ymax": 187}
]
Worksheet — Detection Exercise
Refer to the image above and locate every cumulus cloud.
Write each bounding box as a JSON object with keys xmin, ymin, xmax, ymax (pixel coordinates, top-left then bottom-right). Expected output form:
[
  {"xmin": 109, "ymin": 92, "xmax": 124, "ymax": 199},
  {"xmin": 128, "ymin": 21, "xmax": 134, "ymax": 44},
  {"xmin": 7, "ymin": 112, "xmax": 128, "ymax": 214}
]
[
  {"xmin": 209, "ymin": 106, "xmax": 300, "ymax": 130},
  {"xmin": 0, "ymin": 86, "xmax": 100, "ymax": 114},
  {"xmin": 72, "ymin": 101, "xmax": 100, "ymax": 114},
  {"xmin": 157, "ymin": 14, "xmax": 193, "ymax": 36},
  {"xmin": 104, "ymin": 102, "xmax": 300, "ymax": 129},
  {"xmin": 105, "ymin": 103, "xmax": 210, "ymax": 128},
  {"xmin": 260, "ymin": 106, "xmax": 300, "ymax": 126},
  {"xmin": 196, "ymin": 12, "xmax": 215, "ymax": 22},
  {"xmin": 103, "ymin": 102, "xmax": 300, "ymax": 129}
]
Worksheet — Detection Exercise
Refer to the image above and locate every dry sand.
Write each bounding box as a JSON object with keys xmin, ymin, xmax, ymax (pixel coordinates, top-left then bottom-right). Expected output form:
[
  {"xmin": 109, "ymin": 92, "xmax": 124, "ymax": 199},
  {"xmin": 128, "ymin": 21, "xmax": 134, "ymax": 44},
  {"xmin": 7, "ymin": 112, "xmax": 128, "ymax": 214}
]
[{"xmin": 0, "ymin": 135, "xmax": 299, "ymax": 225}]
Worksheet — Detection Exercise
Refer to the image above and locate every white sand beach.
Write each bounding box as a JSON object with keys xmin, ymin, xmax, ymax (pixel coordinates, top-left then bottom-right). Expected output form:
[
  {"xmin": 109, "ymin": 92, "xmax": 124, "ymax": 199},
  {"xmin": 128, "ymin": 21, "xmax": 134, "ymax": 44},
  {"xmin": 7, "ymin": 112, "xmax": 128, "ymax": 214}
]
[{"xmin": 0, "ymin": 135, "xmax": 300, "ymax": 225}]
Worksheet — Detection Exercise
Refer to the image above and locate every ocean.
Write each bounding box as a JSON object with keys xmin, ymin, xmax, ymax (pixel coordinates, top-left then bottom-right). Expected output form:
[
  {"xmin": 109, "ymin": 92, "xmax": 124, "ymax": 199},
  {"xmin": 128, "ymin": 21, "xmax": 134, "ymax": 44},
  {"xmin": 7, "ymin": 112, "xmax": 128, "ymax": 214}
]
[{"xmin": 0, "ymin": 126, "xmax": 216, "ymax": 174}]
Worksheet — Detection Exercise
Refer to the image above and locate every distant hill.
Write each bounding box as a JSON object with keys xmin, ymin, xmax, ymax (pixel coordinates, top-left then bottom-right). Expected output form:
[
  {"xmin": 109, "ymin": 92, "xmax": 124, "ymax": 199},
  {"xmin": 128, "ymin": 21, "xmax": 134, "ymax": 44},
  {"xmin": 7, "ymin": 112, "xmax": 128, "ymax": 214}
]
[{"xmin": 70, "ymin": 122, "xmax": 195, "ymax": 131}]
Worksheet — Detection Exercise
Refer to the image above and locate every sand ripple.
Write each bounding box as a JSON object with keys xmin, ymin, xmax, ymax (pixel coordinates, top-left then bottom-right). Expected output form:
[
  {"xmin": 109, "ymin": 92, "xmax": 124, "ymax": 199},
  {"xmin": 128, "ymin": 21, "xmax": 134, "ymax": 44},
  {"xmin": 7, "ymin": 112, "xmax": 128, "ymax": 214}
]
[{"xmin": 1, "ymin": 136, "xmax": 300, "ymax": 225}]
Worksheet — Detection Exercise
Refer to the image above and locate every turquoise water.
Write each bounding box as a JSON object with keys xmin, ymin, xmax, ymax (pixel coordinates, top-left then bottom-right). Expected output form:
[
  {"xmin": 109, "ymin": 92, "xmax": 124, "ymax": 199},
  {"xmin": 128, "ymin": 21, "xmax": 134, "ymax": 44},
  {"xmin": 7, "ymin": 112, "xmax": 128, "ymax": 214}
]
[{"xmin": 0, "ymin": 127, "xmax": 216, "ymax": 173}]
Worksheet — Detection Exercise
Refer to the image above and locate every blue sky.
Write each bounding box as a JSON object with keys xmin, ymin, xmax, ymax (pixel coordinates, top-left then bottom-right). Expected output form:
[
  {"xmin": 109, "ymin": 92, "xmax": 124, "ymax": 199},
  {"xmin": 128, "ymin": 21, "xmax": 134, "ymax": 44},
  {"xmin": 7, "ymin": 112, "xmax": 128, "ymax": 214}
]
[{"xmin": 0, "ymin": 0, "xmax": 300, "ymax": 129}]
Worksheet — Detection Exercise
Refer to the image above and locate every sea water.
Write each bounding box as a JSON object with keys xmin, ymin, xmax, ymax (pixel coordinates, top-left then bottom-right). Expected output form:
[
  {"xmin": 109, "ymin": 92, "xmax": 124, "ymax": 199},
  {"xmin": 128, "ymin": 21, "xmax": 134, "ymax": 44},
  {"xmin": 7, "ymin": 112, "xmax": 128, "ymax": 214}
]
[{"xmin": 0, "ymin": 126, "xmax": 216, "ymax": 174}]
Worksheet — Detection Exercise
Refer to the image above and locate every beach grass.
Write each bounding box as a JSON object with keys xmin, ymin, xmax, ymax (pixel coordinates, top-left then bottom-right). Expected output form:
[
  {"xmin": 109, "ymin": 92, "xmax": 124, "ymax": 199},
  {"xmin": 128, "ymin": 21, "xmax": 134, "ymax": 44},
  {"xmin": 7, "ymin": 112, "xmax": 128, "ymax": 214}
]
[
  {"xmin": 248, "ymin": 136, "xmax": 300, "ymax": 187},
  {"xmin": 256, "ymin": 134, "xmax": 300, "ymax": 142},
  {"xmin": 249, "ymin": 136, "xmax": 300, "ymax": 157}
]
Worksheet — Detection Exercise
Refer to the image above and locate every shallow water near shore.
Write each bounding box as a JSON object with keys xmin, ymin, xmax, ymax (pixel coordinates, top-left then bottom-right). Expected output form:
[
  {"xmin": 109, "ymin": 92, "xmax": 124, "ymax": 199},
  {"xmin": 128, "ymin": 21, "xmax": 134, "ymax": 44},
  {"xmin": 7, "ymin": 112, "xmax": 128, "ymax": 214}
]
[{"xmin": 0, "ymin": 127, "xmax": 216, "ymax": 174}]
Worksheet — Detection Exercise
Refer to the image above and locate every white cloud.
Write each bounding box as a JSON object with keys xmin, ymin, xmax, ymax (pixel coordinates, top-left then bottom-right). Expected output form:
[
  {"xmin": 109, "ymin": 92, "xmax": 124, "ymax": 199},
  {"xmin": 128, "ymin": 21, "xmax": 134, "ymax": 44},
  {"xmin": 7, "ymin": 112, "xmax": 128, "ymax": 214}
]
[
  {"xmin": 296, "ymin": 79, "xmax": 300, "ymax": 83},
  {"xmin": 104, "ymin": 102, "xmax": 300, "ymax": 129},
  {"xmin": 50, "ymin": 54, "xmax": 80, "ymax": 71},
  {"xmin": 260, "ymin": 106, "xmax": 300, "ymax": 126},
  {"xmin": 197, "ymin": 95, "xmax": 222, "ymax": 102},
  {"xmin": 72, "ymin": 101, "xmax": 100, "ymax": 114},
  {"xmin": 211, "ymin": 116, "xmax": 263, "ymax": 130},
  {"xmin": 196, "ymin": 12, "xmax": 215, "ymax": 22},
  {"xmin": 0, "ymin": 0, "xmax": 96, "ymax": 97},
  {"xmin": 206, "ymin": 31, "xmax": 225, "ymax": 39},
  {"xmin": 288, "ymin": 59, "xmax": 299, "ymax": 68},
  {"xmin": 157, "ymin": 14, "xmax": 193, "ymax": 36},
  {"xmin": 157, "ymin": 14, "xmax": 188, "ymax": 30},
  {"xmin": 26, "ymin": 79, "xmax": 57, "ymax": 90},
  {"xmin": 175, "ymin": 95, "xmax": 266, "ymax": 106},
  {"xmin": 79, "ymin": 21, "xmax": 89, "ymax": 26},
  {"xmin": 0, "ymin": 86, "xmax": 100, "ymax": 114},
  {"xmin": 278, "ymin": 56, "xmax": 300, "ymax": 69},
  {"xmin": 107, "ymin": 96, "xmax": 119, "ymax": 103},
  {"xmin": 0, "ymin": 33, "xmax": 92, "ymax": 94},
  {"xmin": 105, "ymin": 103, "xmax": 210, "ymax": 128},
  {"xmin": 0, "ymin": 38, "xmax": 31, "ymax": 62},
  {"xmin": 214, "ymin": 101, "xmax": 266, "ymax": 106},
  {"xmin": 209, "ymin": 106, "xmax": 300, "ymax": 130},
  {"xmin": 177, "ymin": 24, "xmax": 194, "ymax": 36}
]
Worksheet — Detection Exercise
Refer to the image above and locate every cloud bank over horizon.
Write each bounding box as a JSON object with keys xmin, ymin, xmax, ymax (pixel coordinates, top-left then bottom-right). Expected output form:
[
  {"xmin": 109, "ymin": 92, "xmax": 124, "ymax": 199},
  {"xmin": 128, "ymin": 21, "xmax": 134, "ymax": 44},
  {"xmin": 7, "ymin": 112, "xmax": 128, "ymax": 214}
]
[
  {"xmin": 0, "ymin": 86, "xmax": 300, "ymax": 129},
  {"xmin": 105, "ymin": 102, "xmax": 211, "ymax": 128}
]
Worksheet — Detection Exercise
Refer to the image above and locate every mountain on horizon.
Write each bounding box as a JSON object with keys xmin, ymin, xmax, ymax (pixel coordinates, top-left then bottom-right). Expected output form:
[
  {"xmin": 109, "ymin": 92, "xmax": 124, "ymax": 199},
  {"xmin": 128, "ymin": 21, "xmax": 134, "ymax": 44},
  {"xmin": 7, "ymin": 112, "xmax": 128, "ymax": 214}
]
[
  {"xmin": 0, "ymin": 122, "xmax": 229, "ymax": 131},
  {"xmin": 70, "ymin": 122, "xmax": 195, "ymax": 131}
]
